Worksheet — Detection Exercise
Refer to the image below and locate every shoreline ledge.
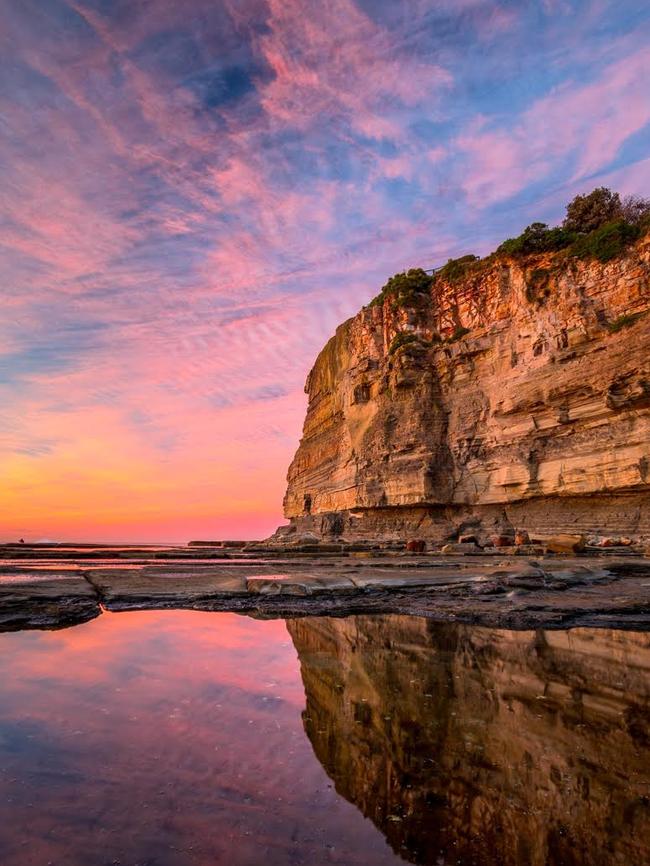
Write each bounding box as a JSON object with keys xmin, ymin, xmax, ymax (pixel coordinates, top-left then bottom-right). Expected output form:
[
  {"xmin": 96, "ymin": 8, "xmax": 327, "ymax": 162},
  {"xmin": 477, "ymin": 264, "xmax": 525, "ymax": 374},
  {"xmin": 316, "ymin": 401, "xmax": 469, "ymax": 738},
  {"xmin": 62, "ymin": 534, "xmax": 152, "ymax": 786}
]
[{"xmin": 1, "ymin": 547, "xmax": 649, "ymax": 632}]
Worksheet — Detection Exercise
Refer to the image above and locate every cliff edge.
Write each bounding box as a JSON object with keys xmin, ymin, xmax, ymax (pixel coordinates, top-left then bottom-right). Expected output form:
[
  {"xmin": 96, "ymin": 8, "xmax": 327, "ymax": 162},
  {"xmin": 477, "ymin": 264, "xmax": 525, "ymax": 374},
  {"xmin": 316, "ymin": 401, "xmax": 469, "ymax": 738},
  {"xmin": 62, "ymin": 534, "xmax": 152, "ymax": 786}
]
[{"xmin": 279, "ymin": 211, "xmax": 650, "ymax": 546}]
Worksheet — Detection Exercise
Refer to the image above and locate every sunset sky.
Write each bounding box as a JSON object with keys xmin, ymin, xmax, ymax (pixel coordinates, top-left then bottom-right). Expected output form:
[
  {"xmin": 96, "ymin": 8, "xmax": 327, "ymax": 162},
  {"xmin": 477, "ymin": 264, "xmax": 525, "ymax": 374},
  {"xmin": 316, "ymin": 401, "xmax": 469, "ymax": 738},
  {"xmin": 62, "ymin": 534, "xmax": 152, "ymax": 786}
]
[{"xmin": 1, "ymin": 0, "xmax": 649, "ymax": 542}]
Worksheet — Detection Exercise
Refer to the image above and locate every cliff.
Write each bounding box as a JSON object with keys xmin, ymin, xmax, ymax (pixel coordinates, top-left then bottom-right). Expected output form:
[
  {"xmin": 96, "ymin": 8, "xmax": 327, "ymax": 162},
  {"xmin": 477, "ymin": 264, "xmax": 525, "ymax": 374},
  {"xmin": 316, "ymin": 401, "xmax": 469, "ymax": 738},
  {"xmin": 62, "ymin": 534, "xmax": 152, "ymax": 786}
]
[
  {"xmin": 288, "ymin": 615, "xmax": 650, "ymax": 866},
  {"xmin": 281, "ymin": 232, "xmax": 650, "ymax": 544}
]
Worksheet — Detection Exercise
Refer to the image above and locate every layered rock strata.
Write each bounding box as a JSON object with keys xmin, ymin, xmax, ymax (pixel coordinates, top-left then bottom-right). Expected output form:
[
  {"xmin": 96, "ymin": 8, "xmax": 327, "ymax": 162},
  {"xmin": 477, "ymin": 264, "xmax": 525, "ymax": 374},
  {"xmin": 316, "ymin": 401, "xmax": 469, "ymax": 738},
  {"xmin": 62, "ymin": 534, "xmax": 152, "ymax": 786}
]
[
  {"xmin": 288, "ymin": 615, "xmax": 650, "ymax": 866},
  {"xmin": 281, "ymin": 233, "xmax": 650, "ymax": 544}
]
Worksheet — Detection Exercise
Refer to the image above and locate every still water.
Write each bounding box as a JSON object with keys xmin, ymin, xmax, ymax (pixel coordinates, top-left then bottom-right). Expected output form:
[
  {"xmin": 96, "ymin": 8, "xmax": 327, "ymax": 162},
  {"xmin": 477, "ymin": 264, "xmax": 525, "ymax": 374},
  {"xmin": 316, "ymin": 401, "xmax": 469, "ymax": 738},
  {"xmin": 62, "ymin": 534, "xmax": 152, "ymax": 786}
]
[{"xmin": 1, "ymin": 611, "xmax": 649, "ymax": 866}]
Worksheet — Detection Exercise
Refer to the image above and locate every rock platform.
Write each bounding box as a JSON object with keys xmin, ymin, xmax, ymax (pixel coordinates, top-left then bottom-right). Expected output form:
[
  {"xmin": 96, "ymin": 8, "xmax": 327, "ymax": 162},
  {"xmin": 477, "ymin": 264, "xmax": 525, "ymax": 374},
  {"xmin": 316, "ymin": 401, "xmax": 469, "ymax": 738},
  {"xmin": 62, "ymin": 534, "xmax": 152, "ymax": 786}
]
[{"xmin": 1, "ymin": 543, "xmax": 649, "ymax": 632}]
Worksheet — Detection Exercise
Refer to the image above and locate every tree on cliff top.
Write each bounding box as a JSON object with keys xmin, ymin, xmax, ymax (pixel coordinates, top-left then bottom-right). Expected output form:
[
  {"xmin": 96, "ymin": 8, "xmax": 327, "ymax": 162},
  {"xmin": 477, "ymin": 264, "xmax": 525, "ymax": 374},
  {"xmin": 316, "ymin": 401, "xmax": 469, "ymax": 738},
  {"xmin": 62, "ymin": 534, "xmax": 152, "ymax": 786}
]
[
  {"xmin": 620, "ymin": 194, "xmax": 650, "ymax": 227},
  {"xmin": 563, "ymin": 187, "xmax": 623, "ymax": 233},
  {"xmin": 563, "ymin": 187, "xmax": 650, "ymax": 233},
  {"xmin": 496, "ymin": 222, "xmax": 574, "ymax": 256},
  {"xmin": 496, "ymin": 187, "xmax": 650, "ymax": 262},
  {"xmin": 375, "ymin": 187, "xmax": 649, "ymax": 309},
  {"xmin": 370, "ymin": 268, "xmax": 433, "ymax": 309}
]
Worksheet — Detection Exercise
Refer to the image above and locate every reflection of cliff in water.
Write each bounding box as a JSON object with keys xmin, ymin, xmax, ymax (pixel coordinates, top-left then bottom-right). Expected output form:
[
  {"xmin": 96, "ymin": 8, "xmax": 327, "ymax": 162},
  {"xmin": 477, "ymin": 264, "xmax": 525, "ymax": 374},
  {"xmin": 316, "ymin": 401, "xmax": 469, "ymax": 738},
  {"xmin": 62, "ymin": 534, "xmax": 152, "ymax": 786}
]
[{"xmin": 287, "ymin": 616, "xmax": 650, "ymax": 866}]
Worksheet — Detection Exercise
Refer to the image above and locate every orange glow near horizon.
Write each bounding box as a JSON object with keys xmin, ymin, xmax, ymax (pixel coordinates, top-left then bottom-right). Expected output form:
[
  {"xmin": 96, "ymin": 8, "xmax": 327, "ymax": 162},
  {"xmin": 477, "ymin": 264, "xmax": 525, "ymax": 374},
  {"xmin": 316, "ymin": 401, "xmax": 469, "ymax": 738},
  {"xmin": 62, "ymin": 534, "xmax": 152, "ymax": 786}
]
[
  {"xmin": 2, "ymin": 0, "xmax": 649, "ymax": 541},
  {"xmin": 0, "ymin": 395, "xmax": 305, "ymax": 542}
]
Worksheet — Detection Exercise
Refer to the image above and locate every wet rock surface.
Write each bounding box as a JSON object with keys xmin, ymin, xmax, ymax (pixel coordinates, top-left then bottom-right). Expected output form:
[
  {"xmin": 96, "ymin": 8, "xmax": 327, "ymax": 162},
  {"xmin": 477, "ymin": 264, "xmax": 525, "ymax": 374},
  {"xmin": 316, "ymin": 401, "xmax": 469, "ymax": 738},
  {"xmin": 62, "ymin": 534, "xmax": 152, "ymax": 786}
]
[
  {"xmin": 0, "ymin": 571, "xmax": 100, "ymax": 631},
  {"xmin": 1, "ymin": 544, "xmax": 649, "ymax": 632}
]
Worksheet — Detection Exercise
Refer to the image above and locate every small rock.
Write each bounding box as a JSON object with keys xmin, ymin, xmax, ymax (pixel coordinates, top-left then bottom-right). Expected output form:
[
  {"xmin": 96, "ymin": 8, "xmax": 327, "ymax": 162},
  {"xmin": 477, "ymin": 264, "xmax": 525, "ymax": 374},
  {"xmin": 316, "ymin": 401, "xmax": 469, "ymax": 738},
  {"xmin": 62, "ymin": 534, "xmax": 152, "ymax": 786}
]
[
  {"xmin": 490, "ymin": 535, "xmax": 514, "ymax": 548},
  {"xmin": 458, "ymin": 534, "xmax": 478, "ymax": 545},
  {"xmin": 620, "ymin": 537, "xmax": 633, "ymax": 546},
  {"xmin": 441, "ymin": 542, "xmax": 481, "ymax": 554},
  {"xmin": 514, "ymin": 530, "xmax": 530, "ymax": 545},
  {"xmin": 288, "ymin": 532, "xmax": 321, "ymax": 545},
  {"xmin": 519, "ymin": 545, "xmax": 546, "ymax": 556},
  {"xmin": 406, "ymin": 539, "xmax": 427, "ymax": 553},
  {"xmin": 599, "ymin": 537, "xmax": 619, "ymax": 548},
  {"xmin": 544, "ymin": 534, "xmax": 586, "ymax": 555}
]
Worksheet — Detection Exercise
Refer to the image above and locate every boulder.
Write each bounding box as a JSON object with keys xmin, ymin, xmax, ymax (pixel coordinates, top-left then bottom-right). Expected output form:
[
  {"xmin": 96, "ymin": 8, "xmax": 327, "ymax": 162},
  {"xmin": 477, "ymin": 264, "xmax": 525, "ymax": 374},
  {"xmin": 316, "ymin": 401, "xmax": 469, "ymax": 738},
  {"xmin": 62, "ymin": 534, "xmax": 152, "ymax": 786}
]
[
  {"xmin": 441, "ymin": 542, "xmax": 481, "ymax": 555},
  {"xmin": 458, "ymin": 534, "xmax": 478, "ymax": 545},
  {"xmin": 490, "ymin": 535, "xmax": 514, "ymax": 548},
  {"xmin": 406, "ymin": 539, "xmax": 427, "ymax": 553},
  {"xmin": 288, "ymin": 532, "xmax": 321, "ymax": 545},
  {"xmin": 599, "ymin": 537, "xmax": 619, "ymax": 547},
  {"xmin": 544, "ymin": 534, "xmax": 586, "ymax": 555},
  {"xmin": 515, "ymin": 530, "xmax": 530, "ymax": 546}
]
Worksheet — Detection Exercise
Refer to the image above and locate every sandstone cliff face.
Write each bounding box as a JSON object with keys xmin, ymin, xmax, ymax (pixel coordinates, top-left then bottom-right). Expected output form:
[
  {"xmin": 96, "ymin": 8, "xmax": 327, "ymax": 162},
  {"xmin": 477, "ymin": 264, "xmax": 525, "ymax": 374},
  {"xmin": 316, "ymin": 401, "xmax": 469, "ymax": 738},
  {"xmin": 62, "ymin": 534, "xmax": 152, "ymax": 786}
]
[
  {"xmin": 283, "ymin": 234, "xmax": 650, "ymax": 541},
  {"xmin": 288, "ymin": 615, "xmax": 650, "ymax": 866}
]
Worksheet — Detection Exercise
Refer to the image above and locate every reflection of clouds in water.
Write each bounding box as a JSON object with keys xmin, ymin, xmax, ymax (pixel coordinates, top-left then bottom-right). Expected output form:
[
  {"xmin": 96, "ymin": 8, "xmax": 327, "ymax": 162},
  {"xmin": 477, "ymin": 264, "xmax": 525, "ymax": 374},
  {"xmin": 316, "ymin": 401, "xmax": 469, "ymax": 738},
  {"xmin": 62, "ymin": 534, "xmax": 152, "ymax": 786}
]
[
  {"xmin": 0, "ymin": 610, "xmax": 403, "ymax": 866},
  {"xmin": 2, "ymin": 611, "xmax": 650, "ymax": 865}
]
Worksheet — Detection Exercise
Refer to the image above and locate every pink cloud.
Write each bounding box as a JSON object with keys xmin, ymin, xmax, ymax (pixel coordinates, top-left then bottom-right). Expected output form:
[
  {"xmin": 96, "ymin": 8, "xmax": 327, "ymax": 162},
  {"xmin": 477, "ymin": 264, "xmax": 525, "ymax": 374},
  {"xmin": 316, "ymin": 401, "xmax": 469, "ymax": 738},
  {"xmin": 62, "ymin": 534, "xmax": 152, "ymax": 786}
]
[
  {"xmin": 254, "ymin": 0, "xmax": 451, "ymax": 141},
  {"xmin": 1, "ymin": 0, "xmax": 648, "ymax": 542},
  {"xmin": 457, "ymin": 45, "xmax": 650, "ymax": 207}
]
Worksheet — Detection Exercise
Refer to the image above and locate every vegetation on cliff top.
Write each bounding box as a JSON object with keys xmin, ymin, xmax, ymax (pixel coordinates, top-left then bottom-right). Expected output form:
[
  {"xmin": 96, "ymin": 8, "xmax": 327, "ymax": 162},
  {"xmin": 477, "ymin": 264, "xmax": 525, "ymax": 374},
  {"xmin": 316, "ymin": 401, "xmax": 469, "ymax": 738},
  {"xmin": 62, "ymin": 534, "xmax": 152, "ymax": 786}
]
[
  {"xmin": 496, "ymin": 223, "xmax": 575, "ymax": 257},
  {"xmin": 436, "ymin": 254, "xmax": 480, "ymax": 283},
  {"xmin": 497, "ymin": 187, "xmax": 650, "ymax": 263},
  {"xmin": 368, "ymin": 188, "xmax": 649, "ymax": 311},
  {"xmin": 369, "ymin": 268, "xmax": 433, "ymax": 310}
]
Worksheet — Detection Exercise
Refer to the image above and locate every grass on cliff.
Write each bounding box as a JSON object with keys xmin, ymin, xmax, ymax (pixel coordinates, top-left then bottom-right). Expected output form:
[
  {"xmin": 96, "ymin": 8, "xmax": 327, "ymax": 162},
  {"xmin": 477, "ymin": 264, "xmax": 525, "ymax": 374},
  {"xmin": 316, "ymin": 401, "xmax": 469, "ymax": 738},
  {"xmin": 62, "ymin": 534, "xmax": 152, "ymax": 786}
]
[
  {"xmin": 436, "ymin": 254, "xmax": 480, "ymax": 282},
  {"xmin": 496, "ymin": 220, "xmax": 643, "ymax": 263},
  {"xmin": 569, "ymin": 220, "xmax": 642, "ymax": 263},
  {"xmin": 607, "ymin": 311, "xmax": 645, "ymax": 333},
  {"xmin": 388, "ymin": 332, "xmax": 440, "ymax": 354},
  {"xmin": 388, "ymin": 332, "xmax": 420, "ymax": 354},
  {"xmin": 497, "ymin": 223, "xmax": 575, "ymax": 257}
]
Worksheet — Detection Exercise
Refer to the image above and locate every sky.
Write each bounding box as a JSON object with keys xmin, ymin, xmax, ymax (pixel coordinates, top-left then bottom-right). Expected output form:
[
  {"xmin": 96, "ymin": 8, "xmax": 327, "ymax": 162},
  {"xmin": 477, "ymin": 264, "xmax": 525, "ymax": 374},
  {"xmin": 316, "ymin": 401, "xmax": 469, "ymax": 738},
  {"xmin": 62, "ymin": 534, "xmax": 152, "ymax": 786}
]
[{"xmin": 1, "ymin": 0, "xmax": 649, "ymax": 542}]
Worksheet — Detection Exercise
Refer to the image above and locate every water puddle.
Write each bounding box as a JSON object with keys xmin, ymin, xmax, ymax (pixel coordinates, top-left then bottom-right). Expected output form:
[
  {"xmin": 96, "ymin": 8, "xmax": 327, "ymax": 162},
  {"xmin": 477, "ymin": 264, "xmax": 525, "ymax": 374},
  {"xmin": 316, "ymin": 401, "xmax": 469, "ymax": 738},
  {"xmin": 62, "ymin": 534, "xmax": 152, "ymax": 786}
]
[{"xmin": 1, "ymin": 611, "xmax": 648, "ymax": 865}]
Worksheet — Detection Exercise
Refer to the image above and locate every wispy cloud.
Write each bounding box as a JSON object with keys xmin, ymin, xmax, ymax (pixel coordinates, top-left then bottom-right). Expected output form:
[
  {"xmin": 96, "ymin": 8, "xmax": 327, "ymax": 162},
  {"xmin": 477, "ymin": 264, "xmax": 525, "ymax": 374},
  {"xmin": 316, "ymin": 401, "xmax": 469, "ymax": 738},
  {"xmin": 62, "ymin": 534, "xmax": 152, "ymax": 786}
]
[{"xmin": 0, "ymin": 0, "xmax": 648, "ymax": 540}]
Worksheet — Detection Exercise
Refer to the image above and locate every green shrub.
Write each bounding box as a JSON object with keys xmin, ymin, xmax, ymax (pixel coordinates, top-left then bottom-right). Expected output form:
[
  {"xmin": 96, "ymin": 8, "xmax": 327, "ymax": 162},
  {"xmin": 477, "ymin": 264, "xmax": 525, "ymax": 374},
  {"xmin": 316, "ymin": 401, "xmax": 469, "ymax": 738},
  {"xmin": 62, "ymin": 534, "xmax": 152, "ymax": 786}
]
[
  {"xmin": 388, "ymin": 332, "xmax": 421, "ymax": 355},
  {"xmin": 497, "ymin": 223, "xmax": 575, "ymax": 257},
  {"xmin": 437, "ymin": 254, "xmax": 479, "ymax": 283},
  {"xmin": 570, "ymin": 220, "xmax": 640, "ymax": 263},
  {"xmin": 370, "ymin": 268, "xmax": 433, "ymax": 309},
  {"xmin": 388, "ymin": 332, "xmax": 441, "ymax": 355},
  {"xmin": 563, "ymin": 187, "xmax": 623, "ymax": 233},
  {"xmin": 607, "ymin": 312, "xmax": 644, "ymax": 333},
  {"xmin": 446, "ymin": 325, "xmax": 470, "ymax": 343},
  {"xmin": 389, "ymin": 332, "xmax": 417, "ymax": 354}
]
